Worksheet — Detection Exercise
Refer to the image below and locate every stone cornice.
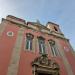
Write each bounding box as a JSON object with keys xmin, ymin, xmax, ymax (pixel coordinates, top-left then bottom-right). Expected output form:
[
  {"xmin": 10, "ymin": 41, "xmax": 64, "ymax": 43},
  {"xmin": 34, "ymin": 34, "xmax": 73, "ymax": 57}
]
[
  {"xmin": 2, "ymin": 18, "xmax": 69, "ymax": 41},
  {"xmin": 46, "ymin": 22, "xmax": 59, "ymax": 27},
  {"xmin": 7, "ymin": 15, "xmax": 26, "ymax": 23},
  {"xmin": 27, "ymin": 21, "xmax": 50, "ymax": 31}
]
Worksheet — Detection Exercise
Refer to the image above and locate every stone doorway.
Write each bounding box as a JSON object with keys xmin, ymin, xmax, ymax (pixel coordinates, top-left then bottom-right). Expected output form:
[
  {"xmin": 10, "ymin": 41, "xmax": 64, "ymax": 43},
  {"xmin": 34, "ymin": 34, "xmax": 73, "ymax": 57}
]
[
  {"xmin": 32, "ymin": 54, "xmax": 60, "ymax": 75},
  {"xmin": 38, "ymin": 73, "xmax": 52, "ymax": 75}
]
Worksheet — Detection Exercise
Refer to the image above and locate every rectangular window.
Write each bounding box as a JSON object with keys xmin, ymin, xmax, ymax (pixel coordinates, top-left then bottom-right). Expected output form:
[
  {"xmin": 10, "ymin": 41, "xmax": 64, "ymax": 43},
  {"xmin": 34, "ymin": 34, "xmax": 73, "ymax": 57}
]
[
  {"xmin": 49, "ymin": 40, "xmax": 59, "ymax": 56},
  {"xmin": 38, "ymin": 39, "xmax": 45, "ymax": 54},
  {"xmin": 51, "ymin": 45, "xmax": 58, "ymax": 56},
  {"xmin": 26, "ymin": 38, "xmax": 32, "ymax": 50},
  {"xmin": 26, "ymin": 33, "xmax": 34, "ymax": 51}
]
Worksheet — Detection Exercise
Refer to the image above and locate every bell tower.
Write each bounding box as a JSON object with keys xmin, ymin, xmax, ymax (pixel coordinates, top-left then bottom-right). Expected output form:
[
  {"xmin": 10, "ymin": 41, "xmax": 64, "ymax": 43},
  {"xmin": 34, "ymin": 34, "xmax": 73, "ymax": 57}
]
[{"xmin": 46, "ymin": 22, "xmax": 64, "ymax": 35}]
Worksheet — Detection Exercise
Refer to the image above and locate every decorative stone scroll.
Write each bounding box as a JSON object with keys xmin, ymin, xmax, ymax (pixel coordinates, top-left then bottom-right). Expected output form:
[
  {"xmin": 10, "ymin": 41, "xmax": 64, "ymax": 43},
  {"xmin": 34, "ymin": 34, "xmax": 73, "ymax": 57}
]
[{"xmin": 32, "ymin": 54, "xmax": 60, "ymax": 75}]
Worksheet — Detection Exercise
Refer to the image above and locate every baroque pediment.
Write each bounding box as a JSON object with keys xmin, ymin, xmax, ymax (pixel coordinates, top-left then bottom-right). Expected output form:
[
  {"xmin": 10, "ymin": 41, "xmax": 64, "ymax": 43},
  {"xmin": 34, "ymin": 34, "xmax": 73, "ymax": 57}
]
[{"xmin": 32, "ymin": 54, "xmax": 59, "ymax": 70}]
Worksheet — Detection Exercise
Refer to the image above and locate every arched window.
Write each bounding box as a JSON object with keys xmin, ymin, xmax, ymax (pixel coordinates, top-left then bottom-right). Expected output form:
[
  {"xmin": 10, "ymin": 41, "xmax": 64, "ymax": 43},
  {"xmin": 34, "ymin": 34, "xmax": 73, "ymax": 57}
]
[
  {"xmin": 49, "ymin": 39, "xmax": 59, "ymax": 56},
  {"xmin": 26, "ymin": 33, "xmax": 34, "ymax": 51},
  {"xmin": 38, "ymin": 36, "xmax": 46, "ymax": 54},
  {"xmin": 54, "ymin": 26, "xmax": 58, "ymax": 31}
]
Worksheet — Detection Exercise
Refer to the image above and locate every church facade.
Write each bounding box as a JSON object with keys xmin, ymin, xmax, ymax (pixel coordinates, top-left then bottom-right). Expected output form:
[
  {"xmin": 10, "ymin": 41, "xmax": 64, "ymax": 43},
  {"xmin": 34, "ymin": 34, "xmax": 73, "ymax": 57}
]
[{"xmin": 0, "ymin": 15, "xmax": 75, "ymax": 75}]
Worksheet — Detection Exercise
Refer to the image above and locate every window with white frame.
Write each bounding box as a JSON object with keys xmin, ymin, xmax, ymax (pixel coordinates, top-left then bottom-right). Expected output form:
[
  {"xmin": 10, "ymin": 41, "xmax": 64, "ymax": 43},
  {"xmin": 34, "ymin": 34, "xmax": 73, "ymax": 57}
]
[
  {"xmin": 49, "ymin": 39, "xmax": 59, "ymax": 56},
  {"xmin": 26, "ymin": 33, "xmax": 34, "ymax": 51},
  {"xmin": 38, "ymin": 37, "xmax": 46, "ymax": 54}
]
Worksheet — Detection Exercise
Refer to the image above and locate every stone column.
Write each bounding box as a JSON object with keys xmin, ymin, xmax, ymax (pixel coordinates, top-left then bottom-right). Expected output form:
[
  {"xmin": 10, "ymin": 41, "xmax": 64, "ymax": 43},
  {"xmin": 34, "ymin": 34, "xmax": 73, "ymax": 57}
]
[
  {"xmin": 55, "ymin": 39, "xmax": 74, "ymax": 75},
  {"xmin": 32, "ymin": 36, "xmax": 36, "ymax": 53},
  {"xmin": 6, "ymin": 27, "xmax": 24, "ymax": 75},
  {"xmin": 0, "ymin": 20, "xmax": 7, "ymax": 37},
  {"xmin": 66, "ymin": 40, "xmax": 75, "ymax": 57}
]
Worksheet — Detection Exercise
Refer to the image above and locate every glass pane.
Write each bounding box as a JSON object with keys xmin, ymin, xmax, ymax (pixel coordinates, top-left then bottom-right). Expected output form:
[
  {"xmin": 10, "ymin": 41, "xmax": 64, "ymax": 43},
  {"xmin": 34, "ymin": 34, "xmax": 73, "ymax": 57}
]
[
  {"xmin": 26, "ymin": 38, "xmax": 32, "ymax": 50},
  {"xmin": 51, "ymin": 46, "xmax": 55, "ymax": 56},
  {"xmin": 30, "ymin": 40, "xmax": 32, "ymax": 50},
  {"xmin": 50, "ymin": 45, "xmax": 58, "ymax": 56},
  {"xmin": 38, "ymin": 39, "xmax": 45, "ymax": 54},
  {"xmin": 26, "ymin": 39, "xmax": 29, "ymax": 49}
]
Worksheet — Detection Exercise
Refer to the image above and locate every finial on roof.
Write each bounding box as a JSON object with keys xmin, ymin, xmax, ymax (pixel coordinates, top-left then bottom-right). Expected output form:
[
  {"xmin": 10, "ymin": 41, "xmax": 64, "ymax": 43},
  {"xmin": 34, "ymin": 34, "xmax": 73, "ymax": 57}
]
[{"xmin": 36, "ymin": 19, "xmax": 40, "ymax": 24}]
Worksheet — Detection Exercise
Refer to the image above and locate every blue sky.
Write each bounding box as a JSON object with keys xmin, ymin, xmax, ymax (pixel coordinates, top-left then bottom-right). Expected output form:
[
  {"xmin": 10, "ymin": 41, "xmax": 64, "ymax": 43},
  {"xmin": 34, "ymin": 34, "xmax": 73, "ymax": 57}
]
[{"xmin": 0, "ymin": 0, "xmax": 75, "ymax": 50}]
